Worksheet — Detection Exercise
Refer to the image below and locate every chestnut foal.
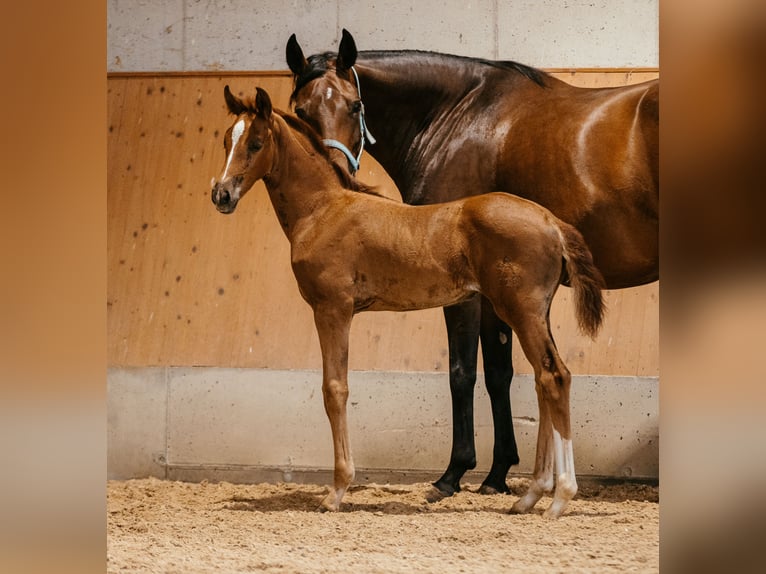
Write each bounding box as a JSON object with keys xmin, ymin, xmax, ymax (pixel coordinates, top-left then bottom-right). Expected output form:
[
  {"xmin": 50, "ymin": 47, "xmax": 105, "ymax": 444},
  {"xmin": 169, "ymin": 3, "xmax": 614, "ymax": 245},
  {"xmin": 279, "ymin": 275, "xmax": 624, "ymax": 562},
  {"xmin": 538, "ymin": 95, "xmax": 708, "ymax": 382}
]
[{"xmin": 210, "ymin": 86, "xmax": 605, "ymax": 518}]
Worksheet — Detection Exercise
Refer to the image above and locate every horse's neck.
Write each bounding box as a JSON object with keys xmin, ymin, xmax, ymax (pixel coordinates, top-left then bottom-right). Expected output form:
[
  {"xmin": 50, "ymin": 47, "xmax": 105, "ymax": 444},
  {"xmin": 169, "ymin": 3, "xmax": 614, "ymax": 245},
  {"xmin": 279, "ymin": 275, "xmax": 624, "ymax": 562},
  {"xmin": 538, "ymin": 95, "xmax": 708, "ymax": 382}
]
[
  {"xmin": 356, "ymin": 53, "xmax": 479, "ymax": 200},
  {"xmin": 359, "ymin": 52, "xmax": 475, "ymax": 100},
  {"xmin": 264, "ymin": 116, "xmax": 345, "ymax": 241}
]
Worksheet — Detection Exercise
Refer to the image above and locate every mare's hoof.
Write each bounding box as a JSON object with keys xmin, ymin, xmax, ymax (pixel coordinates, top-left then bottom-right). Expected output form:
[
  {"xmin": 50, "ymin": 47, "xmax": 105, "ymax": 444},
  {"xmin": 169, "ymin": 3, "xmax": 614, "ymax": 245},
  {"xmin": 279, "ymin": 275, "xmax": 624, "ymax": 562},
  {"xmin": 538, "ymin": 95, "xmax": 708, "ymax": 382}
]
[
  {"xmin": 425, "ymin": 482, "xmax": 457, "ymax": 503},
  {"xmin": 478, "ymin": 482, "xmax": 510, "ymax": 495},
  {"xmin": 425, "ymin": 486, "xmax": 449, "ymax": 503}
]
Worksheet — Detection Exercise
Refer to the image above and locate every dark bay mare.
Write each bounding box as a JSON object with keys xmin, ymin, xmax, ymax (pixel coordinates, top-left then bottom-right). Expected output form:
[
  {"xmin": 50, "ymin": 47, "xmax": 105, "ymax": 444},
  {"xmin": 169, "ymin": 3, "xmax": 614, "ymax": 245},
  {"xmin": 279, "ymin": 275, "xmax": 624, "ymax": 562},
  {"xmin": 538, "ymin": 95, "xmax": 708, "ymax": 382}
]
[
  {"xmin": 286, "ymin": 30, "xmax": 658, "ymax": 497},
  {"xmin": 210, "ymin": 86, "xmax": 604, "ymax": 517}
]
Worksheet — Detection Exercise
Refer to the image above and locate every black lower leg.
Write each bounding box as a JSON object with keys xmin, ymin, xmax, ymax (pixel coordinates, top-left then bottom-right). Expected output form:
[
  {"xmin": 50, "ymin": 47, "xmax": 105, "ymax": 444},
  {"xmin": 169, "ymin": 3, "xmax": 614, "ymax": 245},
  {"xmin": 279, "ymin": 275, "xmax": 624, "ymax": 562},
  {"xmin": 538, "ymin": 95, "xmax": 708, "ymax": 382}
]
[
  {"xmin": 433, "ymin": 299, "xmax": 481, "ymax": 496},
  {"xmin": 433, "ymin": 374, "xmax": 476, "ymax": 495},
  {"xmin": 479, "ymin": 299, "xmax": 519, "ymax": 494}
]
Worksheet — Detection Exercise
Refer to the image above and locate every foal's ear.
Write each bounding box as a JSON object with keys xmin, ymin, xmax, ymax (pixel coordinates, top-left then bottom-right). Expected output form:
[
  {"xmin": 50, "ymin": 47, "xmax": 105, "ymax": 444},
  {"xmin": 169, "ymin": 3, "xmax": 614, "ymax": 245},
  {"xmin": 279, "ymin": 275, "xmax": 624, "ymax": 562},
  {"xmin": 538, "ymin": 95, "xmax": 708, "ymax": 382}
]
[
  {"xmin": 336, "ymin": 28, "xmax": 357, "ymax": 71},
  {"xmin": 224, "ymin": 85, "xmax": 247, "ymax": 115},
  {"xmin": 286, "ymin": 33, "xmax": 307, "ymax": 75},
  {"xmin": 255, "ymin": 87, "xmax": 273, "ymax": 119}
]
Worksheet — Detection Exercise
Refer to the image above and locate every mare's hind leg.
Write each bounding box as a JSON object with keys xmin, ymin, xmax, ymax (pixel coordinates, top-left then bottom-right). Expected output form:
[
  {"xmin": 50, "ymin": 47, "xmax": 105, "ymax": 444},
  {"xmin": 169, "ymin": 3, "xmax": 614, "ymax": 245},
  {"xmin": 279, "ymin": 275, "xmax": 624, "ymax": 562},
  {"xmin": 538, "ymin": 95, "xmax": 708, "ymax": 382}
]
[
  {"xmin": 431, "ymin": 297, "xmax": 481, "ymax": 497},
  {"xmin": 478, "ymin": 296, "xmax": 519, "ymax": 495},
  {"xmin": 312, "ymin": 302, "xmax": 355, "ymax": 512},
  {"xmin": 507, "ymin": 318, "xmax": 577, "ymax": 519}
]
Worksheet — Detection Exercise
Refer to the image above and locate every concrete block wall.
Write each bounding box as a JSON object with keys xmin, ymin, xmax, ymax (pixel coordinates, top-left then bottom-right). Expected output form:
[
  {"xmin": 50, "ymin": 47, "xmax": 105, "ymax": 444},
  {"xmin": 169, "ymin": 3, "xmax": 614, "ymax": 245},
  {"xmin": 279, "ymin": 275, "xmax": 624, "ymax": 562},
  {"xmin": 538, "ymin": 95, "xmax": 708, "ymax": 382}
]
[
  {"xmin": 107, "ymin": 1, "xmax": 658, "ymax": 72},
  {"xmin": 108, "ymin": 369, "xmax": 658, "ymax": 483}
]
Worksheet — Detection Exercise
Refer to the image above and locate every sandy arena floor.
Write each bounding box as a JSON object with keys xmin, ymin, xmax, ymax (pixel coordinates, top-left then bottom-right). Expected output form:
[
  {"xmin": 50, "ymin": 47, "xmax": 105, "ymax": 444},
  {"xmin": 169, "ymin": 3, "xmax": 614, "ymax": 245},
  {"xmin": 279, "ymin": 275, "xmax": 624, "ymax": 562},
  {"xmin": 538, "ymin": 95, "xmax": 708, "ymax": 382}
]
[{"xmin": 107, "ymin": 477, "xmax": 658, "ymax": 573}]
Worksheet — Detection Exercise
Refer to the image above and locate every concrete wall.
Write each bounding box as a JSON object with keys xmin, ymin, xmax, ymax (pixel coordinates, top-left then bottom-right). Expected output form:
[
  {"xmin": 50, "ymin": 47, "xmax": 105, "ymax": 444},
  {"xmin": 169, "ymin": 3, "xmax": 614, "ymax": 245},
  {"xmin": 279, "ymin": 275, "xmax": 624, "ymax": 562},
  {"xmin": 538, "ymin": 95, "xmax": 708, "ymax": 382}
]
[
  {"xmin": 107, "ymin": 0, "xmax": 658, "ymax": 72},
  {"xmin": 108, "ymin": 368, "xmax": 658, "ymax": 483}
]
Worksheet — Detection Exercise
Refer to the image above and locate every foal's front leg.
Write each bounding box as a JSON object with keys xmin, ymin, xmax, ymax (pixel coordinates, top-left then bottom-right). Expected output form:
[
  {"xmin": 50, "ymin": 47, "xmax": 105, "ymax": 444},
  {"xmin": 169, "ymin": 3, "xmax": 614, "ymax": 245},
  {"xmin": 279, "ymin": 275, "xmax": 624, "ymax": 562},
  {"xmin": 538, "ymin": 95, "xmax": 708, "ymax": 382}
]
[{"xmin": 313, "ymin": 303, "xmax": 354, "ymax": 511}]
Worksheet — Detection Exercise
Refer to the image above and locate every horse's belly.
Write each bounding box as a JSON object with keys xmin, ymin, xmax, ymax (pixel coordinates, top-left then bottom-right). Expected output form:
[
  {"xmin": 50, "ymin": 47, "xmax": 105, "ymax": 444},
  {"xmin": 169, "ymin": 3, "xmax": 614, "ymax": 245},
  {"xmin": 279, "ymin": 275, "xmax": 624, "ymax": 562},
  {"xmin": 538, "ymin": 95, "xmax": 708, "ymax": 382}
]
[
  {"xmin": 358, "ymin": 279, "xmax": 476, "ymax": 313},
  {"xmin": 363, "ymin": 292, "xmax": 475, "ymax": 313}
]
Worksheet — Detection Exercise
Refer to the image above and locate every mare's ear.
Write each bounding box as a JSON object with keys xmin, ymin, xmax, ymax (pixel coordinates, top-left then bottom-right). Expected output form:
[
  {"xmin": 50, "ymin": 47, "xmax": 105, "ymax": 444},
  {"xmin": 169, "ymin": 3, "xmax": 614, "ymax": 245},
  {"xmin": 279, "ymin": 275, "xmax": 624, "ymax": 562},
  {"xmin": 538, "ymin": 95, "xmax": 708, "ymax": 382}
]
[
  {"xmin": 336, "ymin": 28, "xmax": 357, "ymax": 71},
  {"xmin": 255, "ymin": 87, "xmax": 273, "ymax": 119},
  {"xmin": 286, "ymin": 33, "xmax": 307, "ymax": 75},
  {"xmin": 224, "ymin": 85, "xmax": 247, "ymax": 115}
]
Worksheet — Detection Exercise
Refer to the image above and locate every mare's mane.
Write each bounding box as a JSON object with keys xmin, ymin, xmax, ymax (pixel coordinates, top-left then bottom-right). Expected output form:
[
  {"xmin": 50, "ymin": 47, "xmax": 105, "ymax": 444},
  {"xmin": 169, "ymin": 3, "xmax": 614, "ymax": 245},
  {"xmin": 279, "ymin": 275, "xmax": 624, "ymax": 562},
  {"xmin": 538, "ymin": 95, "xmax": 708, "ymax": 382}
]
[{"xmin": 289, "ymin": 49, "xmax": 549, "ymax": 102}]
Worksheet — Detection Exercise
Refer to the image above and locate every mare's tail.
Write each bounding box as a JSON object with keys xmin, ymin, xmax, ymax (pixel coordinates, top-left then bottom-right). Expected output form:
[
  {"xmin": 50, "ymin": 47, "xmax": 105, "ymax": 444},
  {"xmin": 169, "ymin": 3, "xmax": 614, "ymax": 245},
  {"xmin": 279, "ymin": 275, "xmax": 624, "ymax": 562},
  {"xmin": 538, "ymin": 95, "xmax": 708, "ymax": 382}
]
[{"xmin": 558, "ymin": 222, "xmax": 606, "ymax": 338}]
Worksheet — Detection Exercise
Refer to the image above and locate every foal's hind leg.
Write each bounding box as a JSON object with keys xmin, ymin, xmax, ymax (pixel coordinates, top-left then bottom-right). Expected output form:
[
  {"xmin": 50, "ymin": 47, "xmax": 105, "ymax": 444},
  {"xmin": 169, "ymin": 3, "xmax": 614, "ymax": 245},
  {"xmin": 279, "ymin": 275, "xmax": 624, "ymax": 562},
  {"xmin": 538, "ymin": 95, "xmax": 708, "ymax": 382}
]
[
  {"xmin": 478, "ymin": 297, "xmax": 519, "ymax": 495},
  {"xmin": 312, "ymin": 302, "xmax": 355, "ymax": 512},
  {"xmin": 431, "ymin": 298, "xmax": 481, "ymax": 498},
  {"xmin": 507, "ymin": 318, "xmax": 577, "ymax": 519}
]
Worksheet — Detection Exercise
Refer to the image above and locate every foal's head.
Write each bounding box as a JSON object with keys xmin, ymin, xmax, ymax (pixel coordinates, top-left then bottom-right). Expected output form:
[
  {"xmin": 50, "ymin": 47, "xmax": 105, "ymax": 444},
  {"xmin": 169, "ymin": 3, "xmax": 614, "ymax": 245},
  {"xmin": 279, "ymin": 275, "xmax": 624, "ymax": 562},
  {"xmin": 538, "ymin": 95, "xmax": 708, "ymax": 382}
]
[
  {"xmin": 211, "ymin": 86, "xmax": 275, "ymax": 214},
  {"xmin": 286, "ymin": 30, "xmax": 367, "ymax": 171}
]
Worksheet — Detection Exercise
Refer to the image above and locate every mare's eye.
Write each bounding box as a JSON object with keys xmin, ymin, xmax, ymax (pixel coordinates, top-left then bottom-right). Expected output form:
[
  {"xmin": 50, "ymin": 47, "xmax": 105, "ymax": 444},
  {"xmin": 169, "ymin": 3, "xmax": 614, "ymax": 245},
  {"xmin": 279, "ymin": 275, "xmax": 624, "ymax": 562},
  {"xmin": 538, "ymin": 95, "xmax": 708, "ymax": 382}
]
[
  {"xmin": 248, "ymin": 140, "xmax": 262, "ymax": 153},
  {"xmin": 350, "ymin": 100, "xmax": 362, "ymax": 114},
  {"xmin": 295, "ymin": 107, "xmax": 308, "ymax": 120}
]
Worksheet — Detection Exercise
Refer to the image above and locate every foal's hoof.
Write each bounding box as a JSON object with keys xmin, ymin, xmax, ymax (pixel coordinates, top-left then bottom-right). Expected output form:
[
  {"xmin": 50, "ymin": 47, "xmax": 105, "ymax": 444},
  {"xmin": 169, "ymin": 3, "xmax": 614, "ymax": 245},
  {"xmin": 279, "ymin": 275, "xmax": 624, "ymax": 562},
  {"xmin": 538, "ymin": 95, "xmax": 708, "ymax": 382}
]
[
  {"xmin": 317, "ymin": 502, "xmax": 338, "ymax": 512},
  {"xmin": 508, "ymin": 504, "xmax": 530, "ymax": 515},
  {"xmin": 509, "ymin": 498, "xmax": 536, "ymax": 515},
  {"xmin": 318, "ymin": 491, "xmax": 342, "ymax": 512},
  {"xmin": 542, "ymin": 507, "xmax": 564, "ymax": 520}
]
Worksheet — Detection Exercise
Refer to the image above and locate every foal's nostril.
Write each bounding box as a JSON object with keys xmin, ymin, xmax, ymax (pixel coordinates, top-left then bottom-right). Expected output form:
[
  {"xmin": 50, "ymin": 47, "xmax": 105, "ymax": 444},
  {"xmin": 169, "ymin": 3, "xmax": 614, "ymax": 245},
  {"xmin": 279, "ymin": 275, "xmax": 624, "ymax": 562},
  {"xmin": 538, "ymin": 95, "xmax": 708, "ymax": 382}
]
[{"xmin": 212, "ymin": 184, "xmax": 231, "ymax": 206}]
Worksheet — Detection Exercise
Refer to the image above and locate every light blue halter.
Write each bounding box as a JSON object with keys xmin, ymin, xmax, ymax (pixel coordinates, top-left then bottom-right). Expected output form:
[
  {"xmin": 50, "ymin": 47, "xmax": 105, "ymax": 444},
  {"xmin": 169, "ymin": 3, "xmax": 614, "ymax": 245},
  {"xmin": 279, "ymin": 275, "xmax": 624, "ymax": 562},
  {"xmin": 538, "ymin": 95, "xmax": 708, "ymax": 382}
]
[{"xmin": 322, "ymin": 67, "xmax": 376, "ymax": 175}]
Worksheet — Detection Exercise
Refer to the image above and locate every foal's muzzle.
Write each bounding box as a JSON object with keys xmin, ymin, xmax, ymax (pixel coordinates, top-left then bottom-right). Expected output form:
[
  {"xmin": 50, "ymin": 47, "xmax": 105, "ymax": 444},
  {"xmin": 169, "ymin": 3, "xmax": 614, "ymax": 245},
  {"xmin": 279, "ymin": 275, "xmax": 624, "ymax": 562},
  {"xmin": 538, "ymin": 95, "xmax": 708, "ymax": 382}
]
[{"xmin": 211, "ymin": 181, "xmax": 239, "ymax": 214}]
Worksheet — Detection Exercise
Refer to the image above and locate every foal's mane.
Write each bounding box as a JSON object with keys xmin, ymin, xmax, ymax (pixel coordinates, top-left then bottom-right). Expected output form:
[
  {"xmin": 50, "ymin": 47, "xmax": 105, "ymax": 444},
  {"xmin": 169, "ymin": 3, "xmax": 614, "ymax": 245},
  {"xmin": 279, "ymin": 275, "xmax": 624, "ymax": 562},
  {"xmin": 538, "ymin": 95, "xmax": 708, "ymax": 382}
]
[
  {"xmin": 277, "ymin": 110, "xmax": 381, "ymax": 197},
  {"xmin": 289, "ymin": 49, "xmax": 548, "ymax": 102},
  {"xmin": 229, "ymin": 92, "xmax": 380, "ymax": 196}
]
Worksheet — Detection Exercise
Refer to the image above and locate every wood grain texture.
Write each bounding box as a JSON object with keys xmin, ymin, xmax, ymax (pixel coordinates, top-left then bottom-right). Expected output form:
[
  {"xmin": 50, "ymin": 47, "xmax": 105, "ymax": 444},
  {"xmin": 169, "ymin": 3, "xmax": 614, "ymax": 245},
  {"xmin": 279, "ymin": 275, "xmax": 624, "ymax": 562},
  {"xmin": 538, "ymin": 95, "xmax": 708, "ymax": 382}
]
[{"xmin": 108, "ymin": 72, "xmax": 658, "ymax": 375}]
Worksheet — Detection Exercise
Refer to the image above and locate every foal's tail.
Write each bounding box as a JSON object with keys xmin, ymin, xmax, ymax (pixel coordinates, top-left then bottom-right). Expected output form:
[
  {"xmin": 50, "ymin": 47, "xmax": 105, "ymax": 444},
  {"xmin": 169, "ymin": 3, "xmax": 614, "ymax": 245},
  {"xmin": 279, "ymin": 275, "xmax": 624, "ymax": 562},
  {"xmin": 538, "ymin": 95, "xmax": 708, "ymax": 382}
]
[{"xmin": 558, "ymin": 222, "xmax": 606, "ymax": 338}]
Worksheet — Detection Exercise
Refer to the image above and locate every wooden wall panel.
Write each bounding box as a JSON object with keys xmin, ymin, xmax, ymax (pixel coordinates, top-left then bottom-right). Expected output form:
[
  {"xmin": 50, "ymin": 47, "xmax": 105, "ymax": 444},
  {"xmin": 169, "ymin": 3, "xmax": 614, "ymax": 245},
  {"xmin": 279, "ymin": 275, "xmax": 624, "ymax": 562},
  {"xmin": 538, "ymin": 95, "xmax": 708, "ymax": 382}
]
[{"xmin": 108, "ymin": 71, "xmax": 658, "ymax": 375}]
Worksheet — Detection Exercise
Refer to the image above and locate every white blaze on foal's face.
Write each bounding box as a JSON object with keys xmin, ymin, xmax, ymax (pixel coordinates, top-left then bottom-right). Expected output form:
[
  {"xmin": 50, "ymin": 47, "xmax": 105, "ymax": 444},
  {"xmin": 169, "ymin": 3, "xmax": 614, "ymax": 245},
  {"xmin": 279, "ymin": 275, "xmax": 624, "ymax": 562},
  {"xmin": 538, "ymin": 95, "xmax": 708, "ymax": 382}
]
[{"xmin": 222, "ymin": 118, "xmax": 245, "ymax": 180}]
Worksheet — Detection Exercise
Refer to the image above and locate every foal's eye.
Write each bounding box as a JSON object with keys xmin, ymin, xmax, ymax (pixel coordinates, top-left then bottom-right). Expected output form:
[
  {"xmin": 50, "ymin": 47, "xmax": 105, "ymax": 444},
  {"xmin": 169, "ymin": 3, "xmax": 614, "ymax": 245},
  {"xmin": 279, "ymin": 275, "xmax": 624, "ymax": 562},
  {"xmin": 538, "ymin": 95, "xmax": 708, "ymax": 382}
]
[
  {"xmin": 295, "ymin": 107, "xmax": 308, "ymax": 120},
  {"xmin": 247, "ymin": 140, "xmax": 262, "ymax": 153},
  {"xmin": 350, "ymin": 100, "xmax": 362, "ymax": 114}
]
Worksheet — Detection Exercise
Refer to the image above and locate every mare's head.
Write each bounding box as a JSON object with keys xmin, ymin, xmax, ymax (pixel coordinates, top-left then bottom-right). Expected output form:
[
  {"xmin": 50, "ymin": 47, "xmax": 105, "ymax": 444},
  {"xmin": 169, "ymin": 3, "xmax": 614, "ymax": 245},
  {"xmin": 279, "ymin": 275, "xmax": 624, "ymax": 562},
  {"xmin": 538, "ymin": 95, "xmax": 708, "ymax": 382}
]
[
  {"xmin": 286, "ymin": 30, "xmax": 371, "ymax": 173},
  {"xmin": 211, "ymin": 86, "xmax": 275, "ymax": 214}
]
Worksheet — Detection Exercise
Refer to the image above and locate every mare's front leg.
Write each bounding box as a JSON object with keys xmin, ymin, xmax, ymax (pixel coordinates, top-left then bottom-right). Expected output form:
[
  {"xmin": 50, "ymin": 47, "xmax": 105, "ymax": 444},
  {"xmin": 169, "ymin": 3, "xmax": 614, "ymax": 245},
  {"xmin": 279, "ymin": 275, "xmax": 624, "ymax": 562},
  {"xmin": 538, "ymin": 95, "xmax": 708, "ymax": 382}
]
[
  {"xmin": 478, "ymin": 297, "xmax": 518, "ymax": 494},
  {"xmin": 313, "ymin": 302, "xmax": 354, "ymax": 511},
  {"xmin": 431, "ymin": 297, "xmax": 481, "ymax": 497}
]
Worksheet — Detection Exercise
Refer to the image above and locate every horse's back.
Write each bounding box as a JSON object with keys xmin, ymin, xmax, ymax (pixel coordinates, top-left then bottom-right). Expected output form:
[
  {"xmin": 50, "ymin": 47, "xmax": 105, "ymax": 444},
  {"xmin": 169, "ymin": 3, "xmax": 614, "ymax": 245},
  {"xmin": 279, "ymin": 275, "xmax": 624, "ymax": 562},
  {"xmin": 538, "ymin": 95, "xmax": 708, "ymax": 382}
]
[
  {"xmin": 462, "ymin": 192, "xmax": 560, "ymax": 233},
  {"xmin": 456, "ymin": 193, "xmax": 567, "ymax": 321},
  {"xmin": 460, "ymin": 193, "xmax": 565, "ymax": 268},
  {"xmin": 637, "ymin": 80, "xmax": 659, "ymax": 188},
  {"xmin": 488, "ymin": 79, "xmax": 659, "ymax": 287}
]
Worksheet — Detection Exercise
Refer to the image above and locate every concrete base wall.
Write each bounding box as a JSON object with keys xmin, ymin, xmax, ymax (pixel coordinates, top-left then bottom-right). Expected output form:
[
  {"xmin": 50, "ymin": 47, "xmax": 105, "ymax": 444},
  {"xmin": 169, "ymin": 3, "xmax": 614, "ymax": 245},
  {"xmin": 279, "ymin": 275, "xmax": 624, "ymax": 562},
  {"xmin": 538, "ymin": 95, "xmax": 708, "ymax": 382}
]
[{"xmin": 107, "ymin": 368, "xmax": 658, "ymax": 484}]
